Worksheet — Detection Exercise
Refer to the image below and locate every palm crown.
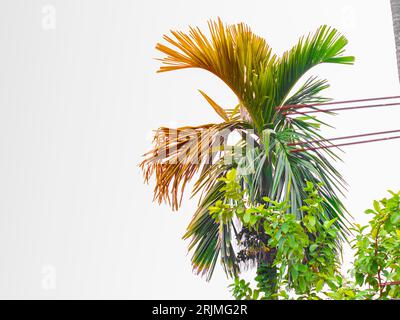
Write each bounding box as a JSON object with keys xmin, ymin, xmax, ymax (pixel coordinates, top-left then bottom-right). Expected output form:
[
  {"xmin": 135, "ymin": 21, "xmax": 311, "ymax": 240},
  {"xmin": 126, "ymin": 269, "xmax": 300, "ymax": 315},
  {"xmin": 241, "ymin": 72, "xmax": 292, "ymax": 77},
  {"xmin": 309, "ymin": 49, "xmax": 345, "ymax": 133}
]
[{"xmin": 141, "ymin": 18, "xmax": 354, "ymax": 281}]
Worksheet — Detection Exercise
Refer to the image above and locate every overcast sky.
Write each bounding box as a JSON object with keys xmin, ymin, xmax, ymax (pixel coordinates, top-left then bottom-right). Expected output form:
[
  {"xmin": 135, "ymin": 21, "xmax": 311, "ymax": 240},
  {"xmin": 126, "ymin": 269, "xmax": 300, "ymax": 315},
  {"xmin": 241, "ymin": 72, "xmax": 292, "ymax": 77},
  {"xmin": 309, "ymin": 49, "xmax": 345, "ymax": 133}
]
[{"xmin": 0, "ymin": 0, "xmax": 398, "ymax": 299}]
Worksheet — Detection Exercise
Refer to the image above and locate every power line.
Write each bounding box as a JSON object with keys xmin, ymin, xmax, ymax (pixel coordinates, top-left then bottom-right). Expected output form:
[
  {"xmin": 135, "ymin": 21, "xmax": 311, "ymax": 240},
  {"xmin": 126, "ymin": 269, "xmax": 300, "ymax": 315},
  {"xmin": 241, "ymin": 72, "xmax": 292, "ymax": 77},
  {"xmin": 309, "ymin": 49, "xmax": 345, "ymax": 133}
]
[
  {"xmin": 290, "ymin": 135, "xmax": 400, "ymax": 153},
  {"xmin": 277, "ymin": 95, "xmax": 400, "ymax": 111},
  {"xmin": 284, "ymin": 101, "xmax": 400, "ymax": 115},
  {"xmin": 288, "ymin": 129, "xmax": 400, "ymax": 146},
  {"xmin": 276, "ymin": 95, "xmax": 400, "ymax": 152}
]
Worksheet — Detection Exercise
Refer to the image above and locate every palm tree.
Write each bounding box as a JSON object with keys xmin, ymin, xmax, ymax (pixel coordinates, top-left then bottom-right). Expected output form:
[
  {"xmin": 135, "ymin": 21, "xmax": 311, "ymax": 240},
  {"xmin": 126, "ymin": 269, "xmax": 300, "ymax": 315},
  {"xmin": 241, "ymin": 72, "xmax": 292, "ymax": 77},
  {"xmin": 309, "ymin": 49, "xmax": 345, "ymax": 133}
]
[
  {"xmin": 141, "ymin": 19, "xmax": 354, "ymax": 290},
  {"xmin": 391, "ymin": 0, "xmax": 400, "ymax": 81}
]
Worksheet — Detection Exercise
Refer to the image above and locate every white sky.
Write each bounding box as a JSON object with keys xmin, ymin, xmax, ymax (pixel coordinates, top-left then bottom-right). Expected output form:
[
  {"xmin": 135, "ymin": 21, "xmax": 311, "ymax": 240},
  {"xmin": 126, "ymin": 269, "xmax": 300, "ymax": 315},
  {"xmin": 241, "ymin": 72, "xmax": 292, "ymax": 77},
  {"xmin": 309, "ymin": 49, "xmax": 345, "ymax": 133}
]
[{"xmin": 0, "ymin": 0, "xmax": 398, "ymax": 299}]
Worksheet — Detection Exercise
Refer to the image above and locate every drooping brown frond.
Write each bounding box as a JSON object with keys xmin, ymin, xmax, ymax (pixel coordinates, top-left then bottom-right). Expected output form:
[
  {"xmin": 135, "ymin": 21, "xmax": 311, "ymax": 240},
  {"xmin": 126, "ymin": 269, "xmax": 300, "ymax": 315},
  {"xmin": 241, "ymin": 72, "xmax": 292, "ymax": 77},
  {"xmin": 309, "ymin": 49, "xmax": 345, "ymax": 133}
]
[{"xmin": 140, "ymin": 121, "xmax": 243, "ymax": 210}]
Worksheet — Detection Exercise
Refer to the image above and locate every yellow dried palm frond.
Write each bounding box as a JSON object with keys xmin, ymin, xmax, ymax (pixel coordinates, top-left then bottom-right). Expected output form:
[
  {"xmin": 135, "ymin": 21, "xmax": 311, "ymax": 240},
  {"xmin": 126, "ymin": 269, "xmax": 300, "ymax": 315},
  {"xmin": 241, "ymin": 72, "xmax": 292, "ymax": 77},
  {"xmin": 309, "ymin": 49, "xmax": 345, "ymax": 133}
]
[
  {"xmin": 156, "ymin": 18, "xmax": 277, "ymax": 131},
  {"xmin": 198, "ymin": 90, "xmax": 229, "ymax": 121}
]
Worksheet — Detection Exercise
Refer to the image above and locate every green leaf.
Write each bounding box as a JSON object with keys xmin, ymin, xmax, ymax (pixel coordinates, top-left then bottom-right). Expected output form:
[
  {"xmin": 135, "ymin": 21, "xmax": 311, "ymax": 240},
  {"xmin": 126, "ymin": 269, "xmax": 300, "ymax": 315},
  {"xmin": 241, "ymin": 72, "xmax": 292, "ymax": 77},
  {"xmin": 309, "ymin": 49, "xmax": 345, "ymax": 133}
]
[
  {"xmin": 315, "ymin": 279, "xmax": 324, "ymax": 292},
  {"xmin": 370, "ymin": 261, "xmax": 379, "ymax": 274},
  {"xmin": 355, "ymin": 273, "xmax": 364, "ymax": 286},
  {"xmin": 252, "ymin": 290, "xmax": 260, "ymax": 300},
  {"xmin": 226, "ymin": 168, "xmax": 236, "ymax": 181},
  {"xmin": 373, "ymin": 200, "xmax": 380, "ymax": 212},
  {"xmin": 308, "ymin": 216, "xmax": 316, "ymax": 227},
  {"xmin": 299, "ymin": 278, "xmax": 307, "ymax": 292},
  {"xmin": 291, "ymin": 268, "xmax": 299, "ymax": 281},
  {"xmin": 288, "ymin": 235, "xmax": 297, "ymax": 248},
  {"xmin": 390, "ymin": 212, "xmax": 400, "ymax": 225},
  {"xmin": 281, "ymin": 223, "xmax": 289, "ymax": 233},
  {"xmin": 249, "ymin": 215, "xmax": 258, "ymax": 226},
  {"xmin": 323, "ymin": 218, "xmax": 338, "ymax": 230},
  {"xmin": 243, "ymin": 212, "xmax": 251, "ymax": 224},
  {"xmin": 262, "ymin": 196, "xmax": 271, "ymax": 202}
]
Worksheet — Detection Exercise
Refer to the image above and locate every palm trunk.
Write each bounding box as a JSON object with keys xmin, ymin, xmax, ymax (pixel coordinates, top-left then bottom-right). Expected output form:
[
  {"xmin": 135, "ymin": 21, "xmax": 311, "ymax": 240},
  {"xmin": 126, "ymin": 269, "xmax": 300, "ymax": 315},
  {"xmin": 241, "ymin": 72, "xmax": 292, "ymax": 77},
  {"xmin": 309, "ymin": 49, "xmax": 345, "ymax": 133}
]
[{"xmin": 391, "ymin": 0, "xmax": 400, "ymax": 81}]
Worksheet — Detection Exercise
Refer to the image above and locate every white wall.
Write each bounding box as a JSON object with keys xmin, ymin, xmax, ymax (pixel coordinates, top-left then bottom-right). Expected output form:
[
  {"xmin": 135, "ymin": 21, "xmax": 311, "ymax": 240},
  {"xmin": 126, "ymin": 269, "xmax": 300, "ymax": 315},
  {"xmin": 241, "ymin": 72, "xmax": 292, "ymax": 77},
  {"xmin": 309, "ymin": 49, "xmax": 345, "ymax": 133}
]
[{"xmin": 0, "ymin": 0, "xmax": 398, "ymax": 299}]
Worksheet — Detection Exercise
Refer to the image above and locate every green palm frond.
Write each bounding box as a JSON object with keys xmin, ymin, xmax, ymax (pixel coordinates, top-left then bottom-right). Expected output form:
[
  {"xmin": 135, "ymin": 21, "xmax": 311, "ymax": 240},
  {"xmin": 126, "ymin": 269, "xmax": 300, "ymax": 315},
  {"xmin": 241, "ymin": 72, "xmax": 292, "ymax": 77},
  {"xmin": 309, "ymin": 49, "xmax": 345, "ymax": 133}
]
[
  {"xmin": 184, "ymin": 177, "xmax": 239, "ymax": 280},
  {"xmin": 284, "ymin": 76, "xmax": 330, "ymax": 106},
  {"xmin": 276, "ymin": 25, "xmax": 354, "ymax": 107}
]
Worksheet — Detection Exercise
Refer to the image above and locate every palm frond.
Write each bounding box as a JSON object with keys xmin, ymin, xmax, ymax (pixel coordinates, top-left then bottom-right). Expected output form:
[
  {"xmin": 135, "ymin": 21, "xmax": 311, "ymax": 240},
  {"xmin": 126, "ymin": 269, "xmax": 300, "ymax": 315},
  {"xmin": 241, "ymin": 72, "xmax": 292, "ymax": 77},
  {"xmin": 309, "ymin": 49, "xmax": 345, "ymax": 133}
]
[
  {"xmin": 283, "ymin": 76, "xmax": 330, "ymax": 106},
  {"xmin": 276, "ymin": 25, "xmax": 355, "ymax": 108},
  {"xmin": 140, "ymin": 121, "xmax": 242, "ymax": 210},
  {"xmin": 198, "ymin": 90, "xmax": 229, "ymax": 121},
  {"xmin": 183, "ymin": 177, "xmax": 239, "ymax": 280},
  {"xmin": 156, "ymin": 18, "xmax": 276, "ymax": 131}
]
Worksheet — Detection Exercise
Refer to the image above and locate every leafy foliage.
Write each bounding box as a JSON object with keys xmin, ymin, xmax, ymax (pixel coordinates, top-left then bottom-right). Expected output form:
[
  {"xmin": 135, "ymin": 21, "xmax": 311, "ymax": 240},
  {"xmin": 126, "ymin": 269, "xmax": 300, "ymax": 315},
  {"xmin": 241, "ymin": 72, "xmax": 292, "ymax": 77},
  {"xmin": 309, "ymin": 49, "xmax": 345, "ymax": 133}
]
[
  {"xmin": 229, "ymin": 183, "xmax": 400, "ymax": 300},
  {"xmin": 222, "ymin": 170, "xmax": 339, "ymax": 299},
  {"xmin": 350, "ymin": 191, "xmax": 400, "ymax": 299},
  {"xmin": 229, "ymin": 277, "xmax": 260, "ymax": 300}
]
